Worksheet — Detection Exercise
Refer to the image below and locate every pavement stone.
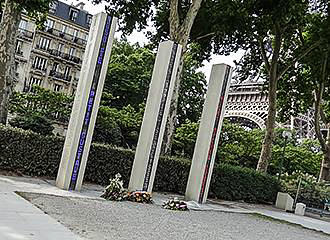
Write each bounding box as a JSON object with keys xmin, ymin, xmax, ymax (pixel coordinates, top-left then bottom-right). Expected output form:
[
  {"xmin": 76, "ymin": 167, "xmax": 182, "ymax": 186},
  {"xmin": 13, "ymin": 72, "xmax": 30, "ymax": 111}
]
[{"xmin": 0, "ymin": 177, "xmax": 82, "ymax": 240}]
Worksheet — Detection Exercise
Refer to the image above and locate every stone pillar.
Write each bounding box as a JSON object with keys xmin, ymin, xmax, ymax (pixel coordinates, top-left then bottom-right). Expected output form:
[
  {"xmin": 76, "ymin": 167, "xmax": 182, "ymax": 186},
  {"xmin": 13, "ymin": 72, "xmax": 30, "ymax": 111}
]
[
  {"xmin": 128, "ymin": 41, "xmax": 182, "ymax": 192},
  {"xmin": 56, "ymin": 13, "xmax": 117, "ymax": 191},
  {"xmin": 185, "ymin": 64, "xmax": 232, "ymax": 203}
]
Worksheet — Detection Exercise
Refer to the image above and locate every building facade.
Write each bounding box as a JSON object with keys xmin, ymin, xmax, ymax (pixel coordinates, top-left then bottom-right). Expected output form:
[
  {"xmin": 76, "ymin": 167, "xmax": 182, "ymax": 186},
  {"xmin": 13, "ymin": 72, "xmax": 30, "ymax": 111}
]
[{"xmin": 14, "ymin": 0, "xmax": 92, "ymax": 95}]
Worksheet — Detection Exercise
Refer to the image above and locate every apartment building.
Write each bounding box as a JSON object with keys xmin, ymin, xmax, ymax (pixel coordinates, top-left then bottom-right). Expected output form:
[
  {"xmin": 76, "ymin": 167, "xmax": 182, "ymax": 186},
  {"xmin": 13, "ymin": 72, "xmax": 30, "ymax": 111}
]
[{"xmin": 14, "ymin": 0, "xmax": 92, "ymax": 95}]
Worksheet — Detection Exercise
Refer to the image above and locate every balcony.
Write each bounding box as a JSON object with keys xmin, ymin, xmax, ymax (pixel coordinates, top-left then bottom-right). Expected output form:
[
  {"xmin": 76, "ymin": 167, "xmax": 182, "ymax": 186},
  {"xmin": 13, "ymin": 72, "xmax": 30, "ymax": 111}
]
[
  {"xmin": 50, "ymin": 70, "xmax": 72, "ymax": 82},
  {"xmin": 35, "ymin": 44, "xmax": 52, "ymax": 55},
  {"xmin": 73, "ymin": 37, "xmax": 87, "ymax": 45},
  {"xmin": 48, "ymin": 49, "xmax": 82, "ymax": 64},
  {"xmin": 32, "ymin": 64, "xmax": 47, "ymax": 72},
  {"xmin": 43, "ymin": 28, "xmax": 87, "ymax": 46},
  {"xmin": 17, "ymin": 28, "xmax": 34, "ymax": 39}
]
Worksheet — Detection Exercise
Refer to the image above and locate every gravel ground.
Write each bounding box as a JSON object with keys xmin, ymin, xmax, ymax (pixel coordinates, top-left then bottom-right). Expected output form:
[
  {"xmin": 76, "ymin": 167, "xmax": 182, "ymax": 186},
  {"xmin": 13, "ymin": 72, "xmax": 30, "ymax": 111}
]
[{"xmin": 20, "ymin": 192, "xmax": 329, "ymax": 240}]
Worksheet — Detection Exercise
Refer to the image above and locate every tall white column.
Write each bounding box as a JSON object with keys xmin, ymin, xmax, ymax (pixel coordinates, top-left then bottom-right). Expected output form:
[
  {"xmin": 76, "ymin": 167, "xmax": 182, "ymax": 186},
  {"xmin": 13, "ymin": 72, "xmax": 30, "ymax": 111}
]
[
  {"xmin": 185, "ymin": 64, "xmax": 233, "ymax": 203},
  {"xmin": 128, "ymin": 41, "xmax": 182, "ymax": 192},
  {"xmin": 56, "ymin": 13, "xmax": 117, "ymax": 191}
]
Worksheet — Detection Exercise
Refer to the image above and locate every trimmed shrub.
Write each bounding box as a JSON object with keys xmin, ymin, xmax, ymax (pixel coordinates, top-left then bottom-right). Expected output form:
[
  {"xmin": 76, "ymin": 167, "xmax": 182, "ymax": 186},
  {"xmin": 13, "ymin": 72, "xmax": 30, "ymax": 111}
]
[
  {"xmin": 210, "ymin": 164, "xmax": 281, "ymax": 203},
  {"xmin": 0, "ymin": 124, "xmax": 280, "ymax": 203},
  {"xmin": 9, "ymin": 114, "xmax": 54, "ymax": 136}
]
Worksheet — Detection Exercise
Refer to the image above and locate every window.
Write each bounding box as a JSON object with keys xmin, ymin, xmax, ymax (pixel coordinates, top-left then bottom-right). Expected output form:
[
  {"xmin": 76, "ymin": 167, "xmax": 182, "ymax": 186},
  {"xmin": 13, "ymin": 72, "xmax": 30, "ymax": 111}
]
[
  {"xmin": 30, "ymin": 77, "xmax": 42, "ymax": 86},
  {"xmin": 19, "ymin": 20, "xmax": 28, "ymax": 30},
  {"xmin": 49, "ymin": 1, "xmax": 58, "ymax": 14},
  {"xmin": 61, "ymin": 25, "xmax": 66, "ymax": 34},
  {"xmin": 15, "ymin": 40, "xmax": 23, "ymax": 55},
  {"xmin": 69, "ymin": 9, "xmax": 79, "ymax": 22},
  {"xmin": 33, "ymin": 56, "xmax": 47, "ymax": 71},
  {"xmin": 86, "ymin": 15, "xmax": 92, "ymax": 26},
  {"xmin": 73, "ymin": 29, "xmax": 79, "ymax": 40},
  {"xmin": 38, "ymin": 37, "xmax": 50, "ymax": 50},
  {"xmin": 27, "ymin": 77, "xmax": 42, "ymax": 91},
  {"xmin": 53, "ymin": 83, "xmax": 62, "ymax": 92},
  {"xmin": 69, "ymin": 47, "xmax": 75, "ymax": 57},
  {"xmin": 45, "ymin": 19, "xmax": 54, "ymax": 31},
  {"xmin": 52, "ymin": 62, "xmax": 59, "ymax": 72},
  {"xmin": 64, "ymin": 66, "xmax": 71, "ymax": 77},
  {"xmin": 57, "ymin": 43, "xmax": 64, "ymax": 52}
]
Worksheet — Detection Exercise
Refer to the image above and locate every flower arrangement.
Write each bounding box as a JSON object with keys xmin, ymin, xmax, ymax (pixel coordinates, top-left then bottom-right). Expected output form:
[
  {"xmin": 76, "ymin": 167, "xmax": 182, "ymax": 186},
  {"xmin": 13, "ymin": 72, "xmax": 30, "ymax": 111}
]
[
  {"xmin": 100, "ymin": 173, "xmax": 127, "ymax": 201},
  {"xmin": 126, "ymin": 191, "xmax": 153, "ymax": 204},
  {"xmin": 162, "ymin": 197, "xmax": 189, "ymax": 211}
]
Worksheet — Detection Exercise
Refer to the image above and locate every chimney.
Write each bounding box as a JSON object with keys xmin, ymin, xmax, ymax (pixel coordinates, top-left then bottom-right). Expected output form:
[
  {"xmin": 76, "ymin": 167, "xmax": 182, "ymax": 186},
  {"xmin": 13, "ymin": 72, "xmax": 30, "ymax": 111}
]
[{"xmin": 75, "ymin": 2, "xmax": 85, "ymax": 10}]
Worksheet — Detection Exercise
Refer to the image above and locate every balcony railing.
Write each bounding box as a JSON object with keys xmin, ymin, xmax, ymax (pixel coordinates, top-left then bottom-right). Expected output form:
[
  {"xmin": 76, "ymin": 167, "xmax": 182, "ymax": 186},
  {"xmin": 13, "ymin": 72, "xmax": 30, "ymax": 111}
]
[
  {"xmin": 36, "ymin": 44, "xmax": 50, "ymax": 52},
  {"xmin": 50, "ymin": 70, "xmax": 72, "ymax": 82},
  {"xmin": 48, "ymin": 49, "xmax": 82, "ymax": 64},
  {"xmin": 18, "ymin": 28, "xmax": 34, "ymax": 39},
  {"xmin": 32, "ymin": 65, "xmax": 47, "ymax": 72},
  {"xmin": 43, "ymin": 27, "xmax": 87, "ymax": 46}
]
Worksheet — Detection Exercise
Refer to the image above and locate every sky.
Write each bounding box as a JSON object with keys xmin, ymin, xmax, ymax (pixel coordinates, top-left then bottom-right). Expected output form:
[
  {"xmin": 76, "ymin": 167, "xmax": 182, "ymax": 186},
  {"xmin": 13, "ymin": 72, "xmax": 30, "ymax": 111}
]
[{"xmin": 66, "ymin": 0, "xmax": 243, "ymax": 80}]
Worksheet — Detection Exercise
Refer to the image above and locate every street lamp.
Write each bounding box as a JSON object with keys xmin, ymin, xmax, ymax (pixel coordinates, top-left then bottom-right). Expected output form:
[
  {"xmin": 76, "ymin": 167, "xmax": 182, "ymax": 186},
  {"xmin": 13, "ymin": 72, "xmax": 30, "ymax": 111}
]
[{"xmin": 278, "ymin": 130, "xmax": 292, "ymax": 181}]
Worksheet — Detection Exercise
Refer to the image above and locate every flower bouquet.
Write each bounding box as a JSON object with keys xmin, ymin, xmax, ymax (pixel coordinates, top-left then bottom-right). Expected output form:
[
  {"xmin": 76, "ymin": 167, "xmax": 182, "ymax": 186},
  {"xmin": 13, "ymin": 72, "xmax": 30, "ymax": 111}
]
[
  {"xmin": 162, "ymin": 197, "xmax": 189, "ymax": 211},
  {"xmin": 100, "ymin": 173, "xmax": 127, "ymax": 201},
  {"xmin": 126, "ymin": 191, "xmax": 153, "ymax": 204}
]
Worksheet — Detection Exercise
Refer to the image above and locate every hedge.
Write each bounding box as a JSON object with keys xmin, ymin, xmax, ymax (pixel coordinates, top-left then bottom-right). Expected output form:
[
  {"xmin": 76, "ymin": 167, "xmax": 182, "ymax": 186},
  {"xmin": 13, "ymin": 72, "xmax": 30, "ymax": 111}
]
[{"xmin": 0, "ymin": 124, "xmax": 281, "ymax": 203}]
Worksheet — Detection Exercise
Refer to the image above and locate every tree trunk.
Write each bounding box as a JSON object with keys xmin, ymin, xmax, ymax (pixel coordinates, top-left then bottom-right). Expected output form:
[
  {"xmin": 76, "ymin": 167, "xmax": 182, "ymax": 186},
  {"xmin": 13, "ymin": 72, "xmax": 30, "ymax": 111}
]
[
  {"xmin": 315, "ymin": 51, "xmax": 329, "ymax": 182},
  {"xmin": 161, "ymin": 0, "xmax": 203, "ymax": 155},
  {"xmin": 0, "ymin": 0, "xmax": 21, "ymax": 124},
  {"xmin": 256, "ymin": 67, "xmax": 278, "ymax": 172},
  {"xmin": 256, "ymin": 23, "xmax": 282, "ymax": 173},
  {"xmin": 319, "ymin": 126, "xmax": 330, "ymax": 181}
]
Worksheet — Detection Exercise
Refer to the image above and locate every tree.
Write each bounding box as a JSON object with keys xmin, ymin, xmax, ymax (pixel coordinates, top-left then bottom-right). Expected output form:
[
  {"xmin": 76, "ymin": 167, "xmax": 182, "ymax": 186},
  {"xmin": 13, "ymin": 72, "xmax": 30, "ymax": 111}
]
[
  {"xmin": 0, "ymin": 0, "xmax": 51, "ymax": 124},
  {"xmin": 177, "ymin": 45, "xmax": 207, "ymax": 124},
  {"xmin": 173, "ymin": 119, "xmax": 321, "ymax": 177},
  {"xmin": 212, "ymin": 0, "xmax": 322, "ymax": 173},
  {"xmin": 93, "ymin": 104, "xmax": 145, "ymax": 148},
  {"xmin": 277, "ymin": 3, "xmax": 330, "ymax": 180},
  {"xmin": 95, "ymin": 0, "xmax": 204, "ymax": 155},
  {"xmin": 103, "ymin": 40, "xmax": 155, "ymax": 109},
  {"xmin": 9, "ymin": 86, "xmax": 73, "ymax": 123}
]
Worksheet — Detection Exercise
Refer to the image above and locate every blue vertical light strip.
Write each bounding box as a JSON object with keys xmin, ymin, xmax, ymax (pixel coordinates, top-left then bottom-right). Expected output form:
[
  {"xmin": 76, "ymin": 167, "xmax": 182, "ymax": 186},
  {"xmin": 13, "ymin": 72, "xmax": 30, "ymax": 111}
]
[
  {"xmin": 198, "ymin": 66, "xmax": 231, "ymax": 203},
  {"xmin": 69, "ymin": 15, "xmax": 113, "ymax": 190},
  {"xmin": 142, "ymin": 43, "xmax": 179, "ymax": 191}
]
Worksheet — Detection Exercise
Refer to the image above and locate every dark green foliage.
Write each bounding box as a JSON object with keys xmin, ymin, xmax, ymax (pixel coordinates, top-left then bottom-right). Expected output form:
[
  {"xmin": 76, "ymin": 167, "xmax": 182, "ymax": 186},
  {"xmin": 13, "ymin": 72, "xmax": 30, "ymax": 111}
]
[
  {"xmin": 174, "ymin": 120, "xmax": 322, "ymax": 177},
  {"xmin": 282, "ymin": 172, "xmax": 330, "ymax": 209},
  {"xmin": 93, "ymin": 106, "xmax": 123, "ymax": 146},
  {"xmin": 172, "ymin": 120, "xmax": 199, "ymax": 158},
  {"xmin": 104, "ymin": 40, "xmax": 155, "ymax": 109},
  {"xmin": 178, "ymin": 48, "xmax": 207, "ymax": 124},
  {"xmin": 9, "ymin": 114, "xmax": 54, "ymax": 136},
  {"xmin": 93, "ymin": 104, "xmax": 144, "ymax": 148},
  {"xmin": 9, "ymin": 86, "xmax": 73, "ymax": 123},
  {"xmin": 0, "ymin": 125, "xmax": 280, "ymax": 203},
  {"xmin": 210, "ymin": 164, "xmax": 281, "ymax": 203}
]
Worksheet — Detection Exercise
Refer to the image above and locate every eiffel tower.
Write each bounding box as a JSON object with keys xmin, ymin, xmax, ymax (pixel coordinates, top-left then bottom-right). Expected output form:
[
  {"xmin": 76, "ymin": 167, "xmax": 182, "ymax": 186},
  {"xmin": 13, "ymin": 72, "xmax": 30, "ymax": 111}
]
[{"xmin": 224, "ymin": 81, "xmax": 321, "ymax": 139}]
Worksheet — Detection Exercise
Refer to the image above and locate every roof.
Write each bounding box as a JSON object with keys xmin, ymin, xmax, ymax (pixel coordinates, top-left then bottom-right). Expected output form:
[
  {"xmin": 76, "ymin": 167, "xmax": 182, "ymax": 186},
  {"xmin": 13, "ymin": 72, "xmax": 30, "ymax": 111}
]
[{"xmin": 50, "ymin": 0, "xmax": 92, "ymax": 29}]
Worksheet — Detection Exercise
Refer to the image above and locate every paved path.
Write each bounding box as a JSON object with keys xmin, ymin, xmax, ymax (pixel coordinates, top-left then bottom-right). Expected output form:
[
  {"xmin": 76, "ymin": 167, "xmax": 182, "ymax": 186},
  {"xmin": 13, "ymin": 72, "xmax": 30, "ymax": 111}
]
[
  {"xmin": 0, "ymin": 176, "xmax": 82, "ymax": 240},
  {"xmin": 256, "ymin": 209, "xmax": 330, "ymax": 234},
  {"xmin": 0, "ymin": 175, "xmax": 329, "ymax": 240}
]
